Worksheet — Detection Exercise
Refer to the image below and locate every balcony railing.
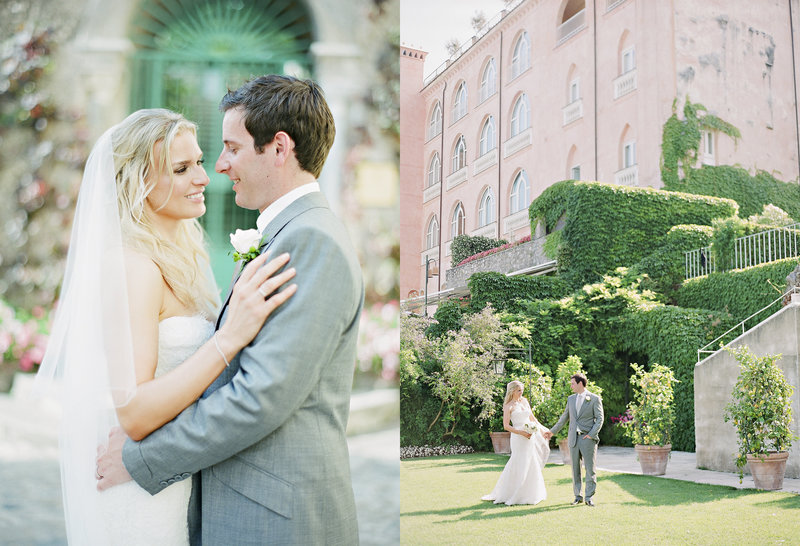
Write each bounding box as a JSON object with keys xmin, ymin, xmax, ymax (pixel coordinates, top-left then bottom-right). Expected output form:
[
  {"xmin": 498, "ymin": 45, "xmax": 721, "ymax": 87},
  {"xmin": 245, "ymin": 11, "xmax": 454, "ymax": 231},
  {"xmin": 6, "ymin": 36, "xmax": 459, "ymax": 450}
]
[
  {"xmin": 471, "ymin": 222, "xmax": 497, "ymax": 239},
  {"xmin": 503, "ymin": 209, "xmax": 530, "ymax": 234},
  {"xmin": 614, "ymin": 164, "xmax": 638, "ymax": 186},
  {"xmin": 557, "ymin": 9, "xmax": 586, "ymax": 45},
  {"xmin": 423, "ymin": 183, "xmax": 440, "ymax": 203},
  {"xmin": 685, "ymin": 223, "xmax": 800, "ymax": 280},
  {"xmin": 562, "ymin": 99, "xmax": 583, "ymax": 126},
  {"xmin": 503, "ymin": 127, "xmax": 533, "ymax": 158},
  {"xmin": 445, "ymin": 167, "xmax": 468, "ymax": 190},
  {"xmin": 474, "ymin": 148, "xmax": 498, "ymax": 175},
  {"xmin": 613, "ymin": 69, "xmax": 637, "ymax": 99}
]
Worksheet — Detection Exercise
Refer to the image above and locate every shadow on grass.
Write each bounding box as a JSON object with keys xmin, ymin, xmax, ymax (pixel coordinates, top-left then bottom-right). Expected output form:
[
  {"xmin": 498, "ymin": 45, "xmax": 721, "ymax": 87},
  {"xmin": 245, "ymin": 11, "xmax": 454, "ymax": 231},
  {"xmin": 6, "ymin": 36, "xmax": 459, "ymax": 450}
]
[
  {"xmin": 401, "ymin": 498, "xmax": 578, "ymax": 522},
  {"xmin": 600, "ymin": 472, "xmax": 788, "ymax": 506}
]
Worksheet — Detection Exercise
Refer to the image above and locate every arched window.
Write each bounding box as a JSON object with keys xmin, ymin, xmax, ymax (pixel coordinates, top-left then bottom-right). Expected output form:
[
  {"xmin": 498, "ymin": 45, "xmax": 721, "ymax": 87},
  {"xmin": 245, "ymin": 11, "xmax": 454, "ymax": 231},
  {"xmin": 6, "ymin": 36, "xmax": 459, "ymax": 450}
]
[
  {"xmin": 452, "ymin": 82, "xmax": 468, "ymax": 122},
  {"xmin": 511, "ymin": 94, "xmax": 530, "ymax": 137},
  {"xmin": 478, "ymin": 188, "xmax": 495, "ymax": 227},
  {"xmin": 511, "ymin": 31, "xmax": 530, "ymax": 79},
  {"xmin": 480, "ymin": 59, "xmax": 496, "ymax": 102},
  {"xmin": 428, "ymin": 102, "xmax": 442, "ymax": 139},
  {"xmin": 452, "ymin": 135, "xmax": 467, "ymax": 172},
  {"xmin": 426, "ymin": 216, "xmax": 439, "ymax": 249},
  {"xmin": 561, "ymin": 0, "xmax": 586, "ymax": 23},
  {"xmin": 621, "ymin": 46, "xmax": 636, "ymax": 74},
  {"xmin": 427, "ymin": 153, "xmax": 440, "ymax": 188},
  {"xmin": 479, "ymin": 117, "xmax": 496, "ymax": 156},
  {"xmin": 510, "ymin": 171, "xmax": 530, "ymax": 214},
  {"xmin": 451, "ymin": 202, "xmax": 466, "ymax": 238}
]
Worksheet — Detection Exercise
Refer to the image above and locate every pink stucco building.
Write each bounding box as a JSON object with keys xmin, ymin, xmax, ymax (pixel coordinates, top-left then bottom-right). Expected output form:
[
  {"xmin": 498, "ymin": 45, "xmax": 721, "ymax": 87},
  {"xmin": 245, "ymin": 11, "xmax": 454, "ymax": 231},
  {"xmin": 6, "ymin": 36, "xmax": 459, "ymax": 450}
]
[{"xmin": 400, "ymin": 0, "xmax": 800, "ymax": 309}]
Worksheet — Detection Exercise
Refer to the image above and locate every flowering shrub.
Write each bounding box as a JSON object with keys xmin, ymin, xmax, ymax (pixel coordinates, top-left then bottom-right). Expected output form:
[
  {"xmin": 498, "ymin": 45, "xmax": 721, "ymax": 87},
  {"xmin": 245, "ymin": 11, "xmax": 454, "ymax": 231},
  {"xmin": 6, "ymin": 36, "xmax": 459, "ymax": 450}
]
[
  {"xmin": 0, "ymin": 299, "xmax": 50, "ymax": 384},
  {"xmin": 400, "ymin": 444, "xmax": 475, "ymax": 459},
  {"xmin": 455, "ymin": 235, "xmax": 532, "ymax": 268},
  {"xmin": 620, "ymin": 363, "xmax": 678, "ymax": 446},
  {"xmin": 356, "ymin": 300, "xmax": 399, "ymax": 385},
  {"xmin": 610, "ymin": 409, "xmax": 633, "ymax": 426},
  {"xmin": 0, "ymin": 26, "xmax": 87, "ymax": 310}
]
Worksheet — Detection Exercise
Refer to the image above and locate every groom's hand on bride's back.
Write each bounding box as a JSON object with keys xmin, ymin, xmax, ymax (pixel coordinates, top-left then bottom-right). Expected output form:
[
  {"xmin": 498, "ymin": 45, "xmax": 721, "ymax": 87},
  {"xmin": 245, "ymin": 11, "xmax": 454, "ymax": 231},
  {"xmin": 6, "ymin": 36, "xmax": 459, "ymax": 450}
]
[{"xmin": 96, "ymin": 427, "xmax": 133, "ymax": 491}]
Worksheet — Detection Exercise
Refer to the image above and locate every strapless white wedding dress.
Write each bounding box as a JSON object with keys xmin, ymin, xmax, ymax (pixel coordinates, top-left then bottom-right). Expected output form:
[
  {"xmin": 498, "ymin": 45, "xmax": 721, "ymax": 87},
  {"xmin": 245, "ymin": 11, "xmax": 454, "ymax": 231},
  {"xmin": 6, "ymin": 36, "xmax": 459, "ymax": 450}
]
[
  {"xmin": 482, "ymin": 402, "xmax": 550, "ymax": 505},
  {"xmin": 99, "ymin": 315, "xmax": 214, "ymax": 545}
]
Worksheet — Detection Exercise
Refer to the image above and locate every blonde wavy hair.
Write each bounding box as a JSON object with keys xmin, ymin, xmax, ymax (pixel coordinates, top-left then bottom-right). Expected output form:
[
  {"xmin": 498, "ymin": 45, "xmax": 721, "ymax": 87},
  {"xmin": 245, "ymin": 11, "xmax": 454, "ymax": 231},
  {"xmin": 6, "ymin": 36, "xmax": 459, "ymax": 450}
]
[
  {"xmin": 112, "ymin": 108, "xmax": 217, "ymax": 318},
  {"xmin": 504, "ymin": 381, "xmax": 524, "ymax": 405}
]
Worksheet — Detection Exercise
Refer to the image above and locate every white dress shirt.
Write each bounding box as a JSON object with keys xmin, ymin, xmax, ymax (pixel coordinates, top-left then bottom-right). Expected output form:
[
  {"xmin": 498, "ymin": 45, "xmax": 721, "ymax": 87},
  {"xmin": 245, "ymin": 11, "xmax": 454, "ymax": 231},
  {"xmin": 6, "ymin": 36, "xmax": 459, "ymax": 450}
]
[{"xmin": 256, "ymin": 182, "xmax": 320, "ymax": 235}]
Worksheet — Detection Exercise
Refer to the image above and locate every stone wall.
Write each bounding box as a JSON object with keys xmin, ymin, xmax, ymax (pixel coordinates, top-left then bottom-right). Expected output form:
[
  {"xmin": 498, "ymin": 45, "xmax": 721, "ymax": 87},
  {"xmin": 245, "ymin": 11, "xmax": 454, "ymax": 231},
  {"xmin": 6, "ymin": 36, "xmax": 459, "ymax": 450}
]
[
  {"xmin": 694, "ymin": 302, "xmax": 800, "ymax": 478},
  {"xmin": 445, "ymin": 238, "xmax": 549, "ymax": 289}
]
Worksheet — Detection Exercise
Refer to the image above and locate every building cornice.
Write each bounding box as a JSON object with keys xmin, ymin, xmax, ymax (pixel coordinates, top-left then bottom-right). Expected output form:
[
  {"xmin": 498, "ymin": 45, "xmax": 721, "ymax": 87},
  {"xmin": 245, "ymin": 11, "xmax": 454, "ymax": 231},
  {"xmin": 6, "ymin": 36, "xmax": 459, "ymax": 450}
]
[{"xmin": 421, "ymin": 0, "xmax": 542, "ymax": 90}]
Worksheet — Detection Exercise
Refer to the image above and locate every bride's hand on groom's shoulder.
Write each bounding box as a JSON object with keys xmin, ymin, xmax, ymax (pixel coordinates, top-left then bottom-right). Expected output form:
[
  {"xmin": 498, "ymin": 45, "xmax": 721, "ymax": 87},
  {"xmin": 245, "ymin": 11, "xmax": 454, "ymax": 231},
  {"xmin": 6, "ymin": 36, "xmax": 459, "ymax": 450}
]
[{"xmin": 222, "ymin": 251, "xmax": 298, "ymax": 350}]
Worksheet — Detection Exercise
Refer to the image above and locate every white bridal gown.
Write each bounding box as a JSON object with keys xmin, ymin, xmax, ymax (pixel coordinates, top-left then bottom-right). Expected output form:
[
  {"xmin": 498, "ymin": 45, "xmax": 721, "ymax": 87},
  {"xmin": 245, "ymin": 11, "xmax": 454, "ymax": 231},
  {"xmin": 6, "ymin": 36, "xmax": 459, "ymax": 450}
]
[
  {"xmin": 482, "ymin": 401, "xmax": 550, "ymax": 505},
  {"xmin": 99, "ymin": 315, "xmax": 214, "ymax": 545}
]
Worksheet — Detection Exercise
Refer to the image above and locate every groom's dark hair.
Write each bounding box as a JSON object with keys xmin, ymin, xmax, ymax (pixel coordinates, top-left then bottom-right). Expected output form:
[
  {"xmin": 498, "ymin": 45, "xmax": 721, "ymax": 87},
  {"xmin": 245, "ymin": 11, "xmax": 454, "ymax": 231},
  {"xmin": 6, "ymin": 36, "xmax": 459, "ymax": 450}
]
[
  {"xmin": 571, "ymin": 373, "xmax": 587, "ymax": 387},
  {"xmin": 219, "ymin": 74, "xmax": 336, "ymax": 178}
]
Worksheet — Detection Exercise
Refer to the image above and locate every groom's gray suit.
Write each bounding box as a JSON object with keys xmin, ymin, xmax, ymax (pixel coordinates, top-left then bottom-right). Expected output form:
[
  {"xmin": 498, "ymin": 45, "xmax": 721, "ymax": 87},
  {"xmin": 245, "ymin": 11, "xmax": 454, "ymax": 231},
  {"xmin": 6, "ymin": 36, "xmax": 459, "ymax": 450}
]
[
  {"xmin": 122, "ymin": 191, "xmax": 363, "ymax": 545},
  {"xmin": 549, "ymin": 391, "xmax": 604, "ymax": 501}
]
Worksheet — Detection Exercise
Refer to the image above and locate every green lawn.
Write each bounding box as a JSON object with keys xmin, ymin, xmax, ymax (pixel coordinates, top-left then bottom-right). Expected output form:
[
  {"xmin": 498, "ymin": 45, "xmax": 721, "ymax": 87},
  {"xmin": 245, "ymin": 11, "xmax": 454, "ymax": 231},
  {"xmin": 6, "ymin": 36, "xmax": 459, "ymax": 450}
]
[{"xmin": 401, "ymin": 453, "xmax": 800, "ymax": 545}]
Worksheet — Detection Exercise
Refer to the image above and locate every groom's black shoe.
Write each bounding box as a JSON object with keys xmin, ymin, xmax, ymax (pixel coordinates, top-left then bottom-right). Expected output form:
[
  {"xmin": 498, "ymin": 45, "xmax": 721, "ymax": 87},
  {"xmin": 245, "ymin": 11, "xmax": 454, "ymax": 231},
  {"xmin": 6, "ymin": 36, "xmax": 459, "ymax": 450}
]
[
  {"xmin": 571, "ymin": 498, "xmax": 583, "ymax": 505},
  {"xmin": 585, "ymin": 498, "xmax": 595, "ymax": 507}
]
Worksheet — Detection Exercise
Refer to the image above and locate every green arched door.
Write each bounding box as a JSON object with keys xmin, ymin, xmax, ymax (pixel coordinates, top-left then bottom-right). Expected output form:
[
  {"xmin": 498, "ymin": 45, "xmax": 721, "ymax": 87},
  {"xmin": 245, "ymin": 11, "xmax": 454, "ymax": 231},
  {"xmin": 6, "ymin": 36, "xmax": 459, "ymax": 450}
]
[{"xmin": 128, "ymin": 0, "xmax": 312, "ymax": 291}]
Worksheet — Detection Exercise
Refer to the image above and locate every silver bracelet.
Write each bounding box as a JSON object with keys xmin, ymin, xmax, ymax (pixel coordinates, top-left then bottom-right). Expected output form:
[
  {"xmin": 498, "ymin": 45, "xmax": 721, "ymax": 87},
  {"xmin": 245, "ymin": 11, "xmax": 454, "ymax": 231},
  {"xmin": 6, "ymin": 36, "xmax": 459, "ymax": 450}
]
[{"xmin": 213, "ymin": 333, "xmax": 230, "ymax": 367}]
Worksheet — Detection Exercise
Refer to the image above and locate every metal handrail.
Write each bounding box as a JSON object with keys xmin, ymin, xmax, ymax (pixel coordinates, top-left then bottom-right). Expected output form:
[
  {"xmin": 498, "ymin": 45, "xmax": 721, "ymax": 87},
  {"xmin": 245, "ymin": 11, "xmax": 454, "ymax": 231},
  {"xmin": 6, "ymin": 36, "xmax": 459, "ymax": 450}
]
[
  {"xmin": 685, "ymin": 222, "xmax": 800, "ymax": 280},
  {"xmin": 696, "ymin": 285, "xmax": 800, "ymax": 363}
]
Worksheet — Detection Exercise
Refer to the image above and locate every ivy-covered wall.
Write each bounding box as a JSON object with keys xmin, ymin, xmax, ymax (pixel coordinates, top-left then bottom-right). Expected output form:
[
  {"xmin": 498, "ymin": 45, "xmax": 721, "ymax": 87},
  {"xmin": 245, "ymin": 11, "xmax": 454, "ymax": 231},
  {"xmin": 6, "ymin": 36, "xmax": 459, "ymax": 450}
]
[
  {"xmin": 666, "ymin": 165, "xmax": 800, "ymax": 220},
  {"xmin": 676, "ymin": 257, "xmax": 799, "ymax": 323},
  {"xmin": 557, "ymin": 182, "xmax": 737, "ymax": 286},
  {"xmin": 467, "ymin": 272, "xmax": 571, "ymax": 313},
  {"xmin": 616, "ymin": 306, "xmax": 737, "ymax": 451}
]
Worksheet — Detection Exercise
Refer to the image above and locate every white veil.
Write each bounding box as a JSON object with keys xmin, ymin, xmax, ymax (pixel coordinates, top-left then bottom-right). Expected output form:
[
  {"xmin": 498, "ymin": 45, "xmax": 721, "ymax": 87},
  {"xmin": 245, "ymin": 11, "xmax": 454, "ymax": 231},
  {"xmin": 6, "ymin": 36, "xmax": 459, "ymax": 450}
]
[{"xmin": 35, "ymin": 125, "xmax": 137, "ymax": 544}]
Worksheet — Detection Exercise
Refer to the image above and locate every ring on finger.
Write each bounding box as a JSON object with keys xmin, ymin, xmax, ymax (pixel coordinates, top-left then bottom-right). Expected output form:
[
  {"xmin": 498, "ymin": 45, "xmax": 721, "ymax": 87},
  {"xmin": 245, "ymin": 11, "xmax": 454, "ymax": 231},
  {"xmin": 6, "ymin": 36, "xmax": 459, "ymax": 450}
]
[{"xmin": 258, "ymin": 285, "xmax": 268, "ymax": 298}]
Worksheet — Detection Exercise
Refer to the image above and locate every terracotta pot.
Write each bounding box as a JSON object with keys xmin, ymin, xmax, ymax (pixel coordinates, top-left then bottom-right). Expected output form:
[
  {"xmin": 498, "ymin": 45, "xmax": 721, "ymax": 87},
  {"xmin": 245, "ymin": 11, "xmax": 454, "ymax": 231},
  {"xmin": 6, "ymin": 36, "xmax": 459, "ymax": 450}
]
[
  {"xmin": 489, "ymin": 431, "xmax": 511, "ymax": 454},
  {"xmin": 634, "ymin": 444, "xmax": 671, "ymax": 475},
  {"xmin": 747, "ymin": 451, "xmax": 789, "ymax": 490},
  {"xmin": 557, "ymin": 437, "xmax": 570, "ymax": 464}
]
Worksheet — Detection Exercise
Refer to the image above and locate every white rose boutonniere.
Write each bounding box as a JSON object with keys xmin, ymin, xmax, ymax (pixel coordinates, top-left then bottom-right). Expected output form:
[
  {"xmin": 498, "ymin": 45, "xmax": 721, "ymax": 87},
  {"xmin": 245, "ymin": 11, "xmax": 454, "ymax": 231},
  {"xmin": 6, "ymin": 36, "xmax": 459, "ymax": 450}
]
[{"xmin": 230, "ymin": 228, "xmax": 262, "ymax": 263}]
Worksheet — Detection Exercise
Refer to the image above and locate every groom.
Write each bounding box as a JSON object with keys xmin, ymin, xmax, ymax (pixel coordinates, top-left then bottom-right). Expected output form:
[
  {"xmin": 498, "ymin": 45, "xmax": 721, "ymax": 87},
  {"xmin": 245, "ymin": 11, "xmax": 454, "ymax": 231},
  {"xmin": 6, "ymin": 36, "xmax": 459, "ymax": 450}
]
[
  {"xmin": 545, "ymin": 373, "xmax": 604, "ymax": 506},
  {"xmin": 98, "ymin": 75, "xmax": 363, "ymax": 544}
]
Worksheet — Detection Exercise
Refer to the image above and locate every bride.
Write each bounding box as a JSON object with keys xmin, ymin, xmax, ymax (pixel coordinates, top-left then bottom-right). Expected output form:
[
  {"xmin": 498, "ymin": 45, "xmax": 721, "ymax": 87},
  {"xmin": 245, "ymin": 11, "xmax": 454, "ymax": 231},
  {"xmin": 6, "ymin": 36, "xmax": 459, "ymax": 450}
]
[
  {"xmin": 482, "ymin": 380, "xmax": 551, "ymax": 506},
  {"xmin": 36, "ymin": 109, "xmax": 297, "ymax": 544}
]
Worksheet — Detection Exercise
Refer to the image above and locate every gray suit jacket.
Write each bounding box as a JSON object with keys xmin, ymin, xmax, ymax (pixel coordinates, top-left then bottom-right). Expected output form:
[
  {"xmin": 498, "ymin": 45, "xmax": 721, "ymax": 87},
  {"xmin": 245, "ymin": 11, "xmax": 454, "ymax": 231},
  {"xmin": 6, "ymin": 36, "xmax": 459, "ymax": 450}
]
[
  {"xmin": 123, "ymin": 192, "xmax": 363, "ymax": 545},
  {"xmin": 549, "ymin": 391, "xmax": 604, "ymax": 448}
]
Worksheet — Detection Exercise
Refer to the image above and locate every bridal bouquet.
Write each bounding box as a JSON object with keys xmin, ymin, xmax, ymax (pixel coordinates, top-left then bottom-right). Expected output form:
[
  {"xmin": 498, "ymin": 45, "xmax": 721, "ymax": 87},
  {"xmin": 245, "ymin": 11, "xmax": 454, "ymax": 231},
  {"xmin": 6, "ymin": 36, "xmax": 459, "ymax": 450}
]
[{"xmin": 523, "ymin": 421, "xmax": 539, "ymax": 436}]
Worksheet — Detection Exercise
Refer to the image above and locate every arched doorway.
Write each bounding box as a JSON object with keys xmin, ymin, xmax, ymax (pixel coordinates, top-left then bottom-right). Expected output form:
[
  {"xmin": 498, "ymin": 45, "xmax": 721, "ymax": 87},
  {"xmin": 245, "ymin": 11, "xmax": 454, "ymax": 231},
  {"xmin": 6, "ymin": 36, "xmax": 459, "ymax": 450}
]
[{"xmin": 128, "ymin": 0, "xmax": 314, "ymax": 289}]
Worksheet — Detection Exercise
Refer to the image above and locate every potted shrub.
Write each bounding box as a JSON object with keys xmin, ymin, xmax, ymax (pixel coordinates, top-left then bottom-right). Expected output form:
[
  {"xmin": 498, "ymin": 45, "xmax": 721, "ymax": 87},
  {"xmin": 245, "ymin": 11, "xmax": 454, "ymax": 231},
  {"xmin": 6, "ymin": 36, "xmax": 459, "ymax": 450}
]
[
  {"xmin": 723, "ymin": 345, "xmax": 797, "ymax": 489},
  {"xmin": 620, "ymin": 363, "xmax": 678, "ymax": 476},
  {"xmin": 488, "ymin": 413, "xmax": 511, "ymax": 454}
]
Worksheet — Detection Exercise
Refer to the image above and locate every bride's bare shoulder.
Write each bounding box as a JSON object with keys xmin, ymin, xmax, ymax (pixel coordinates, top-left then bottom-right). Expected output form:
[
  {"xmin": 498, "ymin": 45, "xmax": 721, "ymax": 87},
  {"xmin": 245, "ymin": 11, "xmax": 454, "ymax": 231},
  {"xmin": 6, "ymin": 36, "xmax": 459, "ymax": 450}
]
[{"xmin": 123, "ymin": 248, "xmax": 159, "ymax": 274}]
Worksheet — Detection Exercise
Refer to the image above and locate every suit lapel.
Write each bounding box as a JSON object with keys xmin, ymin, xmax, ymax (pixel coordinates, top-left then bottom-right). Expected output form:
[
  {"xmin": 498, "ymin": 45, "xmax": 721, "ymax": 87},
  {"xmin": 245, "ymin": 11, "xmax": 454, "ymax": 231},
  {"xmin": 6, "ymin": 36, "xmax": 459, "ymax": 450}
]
[
  {"xmin": 577, "ymin": 391, "xmax": 592, "ymax": 418},
  {"xmin": 215, "ymin": 192, "xmax": 330, "ymax": 330}
]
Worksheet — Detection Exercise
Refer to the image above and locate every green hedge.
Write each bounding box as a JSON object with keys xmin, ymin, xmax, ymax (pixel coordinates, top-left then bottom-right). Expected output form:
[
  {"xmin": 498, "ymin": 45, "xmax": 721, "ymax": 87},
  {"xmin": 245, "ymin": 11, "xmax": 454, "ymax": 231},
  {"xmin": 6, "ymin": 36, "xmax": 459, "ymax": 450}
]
[
  {"xmin": 632, "ymin": 224, "xmax": 714, "ymax": 301},
  {"xmin": 676, "ymin": 257, "xmax": 799, "ymax": 323},
  {"xmin": 559, "ymin": 182, "xmax": 737, "ymax": 286},
  {"xmin": 617, "ymin": 305, "xmax": 737, "ymax": 451},
  {"xmin": 467, "ymin": 272, "xmax": 572, "ymax": 313},
  {"xmin": 666, "ymin": 165, "xmax": 800, "ymax": 220},
  {"xmin": 528, "ymin": 179, "xmax": 575, "ymax": 233},
  {"xmin": 451, "ymin": 234, "xmax": 508, "ymax": 267}
]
